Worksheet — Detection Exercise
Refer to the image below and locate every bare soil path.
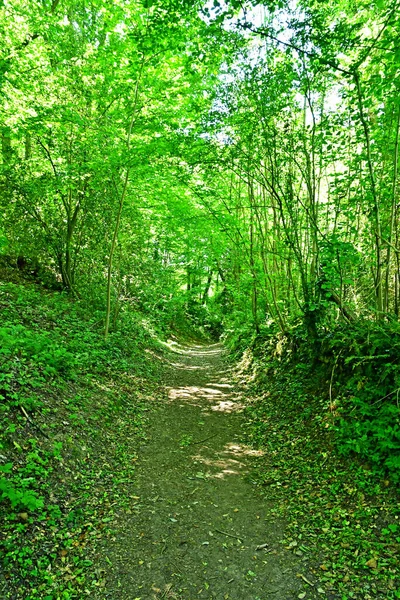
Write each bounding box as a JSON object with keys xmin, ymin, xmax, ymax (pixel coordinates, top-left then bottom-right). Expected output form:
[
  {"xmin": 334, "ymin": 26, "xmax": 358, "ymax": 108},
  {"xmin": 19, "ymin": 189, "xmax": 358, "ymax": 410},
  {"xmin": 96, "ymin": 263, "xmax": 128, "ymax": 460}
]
[{"xmin": 97, "ymin": 343, "xmax": 310, "ymax": 599}]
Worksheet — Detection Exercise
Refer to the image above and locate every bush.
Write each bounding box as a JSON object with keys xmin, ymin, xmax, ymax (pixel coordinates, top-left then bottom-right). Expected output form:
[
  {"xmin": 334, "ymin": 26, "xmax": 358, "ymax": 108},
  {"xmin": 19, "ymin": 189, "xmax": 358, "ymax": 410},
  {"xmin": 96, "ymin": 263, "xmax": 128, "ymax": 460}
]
[{"xmin": 324, "ymin": 322, "xmax": 400, "ymax": 482}]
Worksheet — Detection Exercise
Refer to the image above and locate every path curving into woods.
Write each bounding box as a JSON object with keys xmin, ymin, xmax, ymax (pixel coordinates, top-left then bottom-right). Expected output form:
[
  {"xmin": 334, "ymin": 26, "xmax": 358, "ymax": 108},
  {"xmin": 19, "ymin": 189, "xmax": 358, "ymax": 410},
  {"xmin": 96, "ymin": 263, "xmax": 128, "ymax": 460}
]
[{"xmin": 94, "ymin": 344, "xmax": 318, "ymax": 599}]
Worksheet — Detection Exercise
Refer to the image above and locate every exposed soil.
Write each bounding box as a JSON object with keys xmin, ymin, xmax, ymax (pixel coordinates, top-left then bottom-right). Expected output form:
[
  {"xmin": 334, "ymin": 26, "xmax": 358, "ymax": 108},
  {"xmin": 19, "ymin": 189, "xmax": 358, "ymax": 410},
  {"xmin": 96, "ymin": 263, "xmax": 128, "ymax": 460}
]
[{"xmin": 94, "ymin": 343, "xmax": 314, "ymax": 600}]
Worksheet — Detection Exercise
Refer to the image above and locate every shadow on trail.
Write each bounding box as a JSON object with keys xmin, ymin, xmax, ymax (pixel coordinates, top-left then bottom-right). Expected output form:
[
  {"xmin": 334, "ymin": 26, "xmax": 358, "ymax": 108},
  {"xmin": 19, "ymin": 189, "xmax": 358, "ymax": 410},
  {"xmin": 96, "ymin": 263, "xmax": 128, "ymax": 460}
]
[{"xmin": 94, "ymin": 343, "xmax": 312, "ymax": 600}]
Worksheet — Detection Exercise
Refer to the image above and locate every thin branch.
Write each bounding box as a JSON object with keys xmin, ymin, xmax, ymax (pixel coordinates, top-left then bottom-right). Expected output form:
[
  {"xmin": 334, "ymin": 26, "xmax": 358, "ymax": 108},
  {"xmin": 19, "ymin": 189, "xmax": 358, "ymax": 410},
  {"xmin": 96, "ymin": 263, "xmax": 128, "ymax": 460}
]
[
  {"xmin": 19, "ymin": 405, "xmax": 50, "ymax": 439},
  {"xmin": 36, "ymin": 138, "xmax": 58, "ymax": 178},
  {"xmin": 245, "ymin": 24, "xmax": 351, "ymax": 76},
  {"xmin": 51, "ymin": 0, "xmax": 61, "ymax": 14},
  {"xmin": 215, "ymin": 529, "xmax": 243, "ymax": 541},
  {"xmin": 352, "ymin": 0, "xmax": 400, "ymax": 70}
]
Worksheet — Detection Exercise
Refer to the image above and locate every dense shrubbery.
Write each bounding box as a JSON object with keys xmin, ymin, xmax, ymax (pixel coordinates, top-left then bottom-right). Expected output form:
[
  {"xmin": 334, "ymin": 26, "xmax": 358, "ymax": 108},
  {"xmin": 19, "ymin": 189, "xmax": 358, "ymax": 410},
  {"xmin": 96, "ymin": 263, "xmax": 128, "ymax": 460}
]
[
  {"xmin": 239, "ymin": 329, "xmax": 400, "ymax": 600},
  {"xmin": 228, "ymin": 318, "xmax": 400, "ymax": 484},
  {"xmin": 0, "ymin": 279, "xmax": 158, "ymax": 513},
  {"xmin": 0, "ymin": 277, "xmax": 161, "ymax": 597},
  {"xmin": 324, "ymin": 322, "xmax": 400, "ymax": 482}
]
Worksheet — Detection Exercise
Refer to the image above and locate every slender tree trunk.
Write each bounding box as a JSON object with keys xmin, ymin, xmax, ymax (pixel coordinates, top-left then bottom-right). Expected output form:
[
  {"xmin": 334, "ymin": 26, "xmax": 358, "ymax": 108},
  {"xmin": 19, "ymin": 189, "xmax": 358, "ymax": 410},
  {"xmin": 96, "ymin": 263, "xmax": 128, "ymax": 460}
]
[
  {"xmin": 248, "ymin": 178, "xmax": 260, "ymax": 334},
  {"xmin": 24, "ymin": 134, "xmax": 31, "ymax": 160},
  {"xmin": 105, "ymin": 69, "xmax": 143, "ymax": 338},
  {"xmin": 384, "ymin": 104, "xmax": 400, "ymax": 313},
  {"xmin": 1, "ymin": 127, "xmax": 12, "ymax": 163},
  {"xmin": 202, "ymin": 270, "xmax": 213, "ymax": 305},
  {"xmin": 354, "ymin": 71, "xmax": 383, "ymax": 315},
  {"xmin": 105, "ymin": 172, "xmax": 130, "ymax": 338}
]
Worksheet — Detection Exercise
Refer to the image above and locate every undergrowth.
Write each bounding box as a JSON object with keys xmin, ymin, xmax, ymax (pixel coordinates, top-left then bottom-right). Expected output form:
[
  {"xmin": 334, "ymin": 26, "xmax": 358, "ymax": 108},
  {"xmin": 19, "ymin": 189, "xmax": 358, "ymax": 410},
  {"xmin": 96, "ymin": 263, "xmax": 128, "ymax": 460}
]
[
  {"xmin": 0, "ymin": 279, "xmax": 162, "ymax": 599},
  {"xmin": 227, "ymin": 319, "xmax": 400, "ymax": 484},
  {"xmin": 236, "ymin": 331, "xmax": 400, "ymax": 600},
  {"xmin": 323, "ymin": 321, "xmax": 400, "ymax": 481}
]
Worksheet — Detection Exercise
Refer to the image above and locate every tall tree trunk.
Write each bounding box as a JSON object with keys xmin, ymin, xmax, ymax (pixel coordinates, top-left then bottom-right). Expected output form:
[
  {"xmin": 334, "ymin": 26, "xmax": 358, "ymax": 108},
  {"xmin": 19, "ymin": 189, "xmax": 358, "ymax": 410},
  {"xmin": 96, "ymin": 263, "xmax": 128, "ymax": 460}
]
[
  {"xmin": 248, "ymin": 178, "xmax": 260, "ymax": 334},
  {"xmin": 354, "ymin": 71, "xmax": 383, "ymax": 315},
  {"xmin": 201, "ymin": 270, "xmax": 213, "ymax": 305},
  {"xmin": 24, "ymin": 133, "xmax": 31, "ymax": 160},
  {"xmin": 1, "ymin": 127, "xmax": 12, "ymax": 163},
  {"xmin": 105, "ymin": 173, "xmax": 130, "ymax": 338},
  {"xmin": 384, "ymin": 104, "xmax": 400, "ymax": 312},
  {"xmin": 105, "ymin": 67, "xmax": 143, "ymax": 338}
]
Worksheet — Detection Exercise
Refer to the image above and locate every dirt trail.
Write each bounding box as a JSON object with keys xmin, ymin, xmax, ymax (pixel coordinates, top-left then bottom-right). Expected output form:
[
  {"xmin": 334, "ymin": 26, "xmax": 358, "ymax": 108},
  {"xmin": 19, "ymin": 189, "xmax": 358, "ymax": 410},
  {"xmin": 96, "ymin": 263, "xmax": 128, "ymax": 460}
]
[{"xmin": 97, "ymin": 343, "xmax": 308, "ymax": 599}]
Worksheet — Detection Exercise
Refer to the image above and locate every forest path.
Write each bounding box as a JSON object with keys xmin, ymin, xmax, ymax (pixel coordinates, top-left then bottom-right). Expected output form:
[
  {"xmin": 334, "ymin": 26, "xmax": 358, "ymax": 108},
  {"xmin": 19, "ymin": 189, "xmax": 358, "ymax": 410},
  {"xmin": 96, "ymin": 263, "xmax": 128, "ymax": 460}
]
[{"xmin": 97, "ymin": 343, "xmax": 308, "ymax": 599}]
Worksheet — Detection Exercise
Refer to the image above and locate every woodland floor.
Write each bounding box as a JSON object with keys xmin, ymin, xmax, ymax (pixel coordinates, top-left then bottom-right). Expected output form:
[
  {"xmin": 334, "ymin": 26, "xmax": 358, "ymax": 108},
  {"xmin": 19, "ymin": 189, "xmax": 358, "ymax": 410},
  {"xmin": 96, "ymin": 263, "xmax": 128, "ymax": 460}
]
[
  {"xmin": 1, "ymin": 277, "xmax": 398, "ymax": 600},
  {"xmin": 93, "ymin": 343, "xmax": 324, "ymax": 600}
]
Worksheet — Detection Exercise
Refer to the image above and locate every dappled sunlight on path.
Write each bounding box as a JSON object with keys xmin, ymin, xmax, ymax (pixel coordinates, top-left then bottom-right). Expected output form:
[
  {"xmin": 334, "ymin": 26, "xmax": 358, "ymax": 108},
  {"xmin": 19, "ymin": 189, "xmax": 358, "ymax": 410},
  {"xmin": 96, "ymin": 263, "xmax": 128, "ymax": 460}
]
[
  {"xmin": 95, "ymin": 342, "xmax": 308, "ymax": 600},
  {"xmin": 167, "ymin": 351, "xmax": 244, "ymax": 415},
  {"xmin": 167, "ymin": 384, "xmax": 245, "ymax": 414}
]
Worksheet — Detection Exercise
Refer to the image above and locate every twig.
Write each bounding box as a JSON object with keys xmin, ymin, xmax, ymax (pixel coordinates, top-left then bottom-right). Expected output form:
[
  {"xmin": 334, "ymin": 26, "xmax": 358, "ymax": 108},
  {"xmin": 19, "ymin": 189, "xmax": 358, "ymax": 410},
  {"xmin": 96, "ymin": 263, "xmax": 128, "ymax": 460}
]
[
  {"xmin": 215, "ymin": 528, "xmax": 243, "ymax": 541},
  {"xmin": 371, "ymin": 386, "xmax": 400, "ymax": 406},
  {"xmin": 255, "ymin": 543, "xmax": 270, "ymax": 551},
  {"xmin": 192, "ymin": 433, "xmax": 218, "ymax": 445},
  {"xmin": 19, "ymin": 405, "xmax": 50, "ymax": 439},
  {"xmin": 297, "ymin": 573, "xmax": 314, "ymax": 586}
]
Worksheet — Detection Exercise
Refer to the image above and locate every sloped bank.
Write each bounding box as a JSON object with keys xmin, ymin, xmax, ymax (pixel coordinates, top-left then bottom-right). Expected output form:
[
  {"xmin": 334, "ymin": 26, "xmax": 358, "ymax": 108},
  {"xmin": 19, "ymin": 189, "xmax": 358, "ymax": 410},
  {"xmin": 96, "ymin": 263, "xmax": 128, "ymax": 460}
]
[
  {"xmin": 235, "ymin": 331, "xmax": 400, "ymax": 600},
  {"xmin": 0, "ymin": 278, "xmax": 162, "ymax": 599}
]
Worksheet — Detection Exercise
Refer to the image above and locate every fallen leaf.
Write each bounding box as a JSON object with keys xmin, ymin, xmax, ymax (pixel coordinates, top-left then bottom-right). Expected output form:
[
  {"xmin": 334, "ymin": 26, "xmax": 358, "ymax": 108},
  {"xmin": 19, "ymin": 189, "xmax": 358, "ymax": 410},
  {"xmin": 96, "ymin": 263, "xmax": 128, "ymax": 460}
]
[{"xmin": 366, "ymin": 558, "xmax": 377, "ymax": 569}]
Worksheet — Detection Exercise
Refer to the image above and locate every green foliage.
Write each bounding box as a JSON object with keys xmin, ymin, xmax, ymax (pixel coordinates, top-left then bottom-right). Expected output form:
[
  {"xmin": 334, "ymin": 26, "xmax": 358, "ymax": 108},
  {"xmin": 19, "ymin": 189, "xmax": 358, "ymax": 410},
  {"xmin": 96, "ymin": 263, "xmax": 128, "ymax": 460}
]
[
  {"xmin": 1, "ymin": 0, "xmax": 400, "ymax": 593},
  {"xmin": 230, "ymin": 321, "xmax": 400, "ymax": 483},
  {"xmin": 240, "ymin": 341, "xmax": 400, "ymax": 600},
  {"xmin": 0, "ymin": 231, "xmax": 8, "ymax": 253},
  {"xmin": 337, "ymin": 403, "xmax": 400, "ymax": 476},
  {"xmin": 324, "ymin": 322, "xmax": 400, "ymax": 482},
  {"xmin": 0, "ymin": 465, "xmax": 44, "ymax": 512},
  {"xmin": 0, "ymin": 278, "xmax": 156, "ymax": 598},
  {"xmin": 0, "ymin": 324, "xmax": 76, "ymax": 377}
]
